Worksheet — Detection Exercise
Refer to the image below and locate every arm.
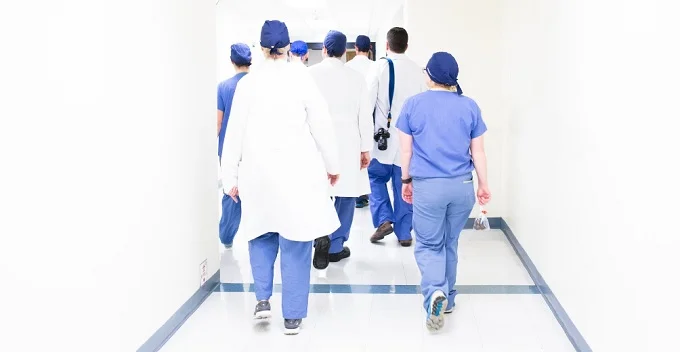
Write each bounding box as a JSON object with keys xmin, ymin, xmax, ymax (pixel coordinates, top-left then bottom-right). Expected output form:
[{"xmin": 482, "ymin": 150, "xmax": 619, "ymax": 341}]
[
  {"xmin": 303, "ymin": 75, "xmax": 341, "ymax": 175},
  {"xmin": 470, "ymin": 103, "xmax": 491, "ymax": 204},
  {"xmin": 358, "ymin": 81, "xmax": 374, "ymax": 152},
  {"xmin": 399, "ymin": 131, "xmax": 413, "ymax": 179},
  {"xmin": 219, "ymin": 82, "xmax": 249, "ymax": 192},
  {"xmin": 217, "ymin": 110, "xmax": 224, "ymax": 136},
  {"xmin": 217, "ymin": 85, "xmax": 225, "ymax": 135},
  {"xmin": 470, "ymin": 136, "xmax": 488, "ymax": 188}
]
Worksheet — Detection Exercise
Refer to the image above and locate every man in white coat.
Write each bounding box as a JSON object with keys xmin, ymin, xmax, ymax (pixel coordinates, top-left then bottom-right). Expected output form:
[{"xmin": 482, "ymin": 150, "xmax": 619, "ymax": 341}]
[
  {"xmin": 345, "ymin": 35, "xmax": 376, "ymax": 80},
  {"xmin": 345, "ymin": 34, "xmax": 376, "ymax": 209},
  {"xmin": 367, "ymin": 27, "xmax": 428, "ymax": 247},
  {"xmin": 308, "ymin": 30, "xmax": 373, "ymax": 270},
  {"xmin": 221, "ymin": 20, "xmax": 341, "ymax": 335}
]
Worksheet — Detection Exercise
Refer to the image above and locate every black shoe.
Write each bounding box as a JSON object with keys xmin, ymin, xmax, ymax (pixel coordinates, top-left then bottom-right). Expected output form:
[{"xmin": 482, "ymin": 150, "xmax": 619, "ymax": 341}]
[
  {"xmin": 329, "ymin": 247, "xmax": 351, "ymax": 262},
  {"xmin": 313, "ymin": 236, "xmax": 330, "ymax": 270}
]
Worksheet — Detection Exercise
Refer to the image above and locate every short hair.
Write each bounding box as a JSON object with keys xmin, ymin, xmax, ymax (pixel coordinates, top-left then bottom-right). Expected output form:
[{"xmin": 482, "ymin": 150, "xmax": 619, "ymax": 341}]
[
  {"xmin": 326, "ymin": 47, "xmax": 345, "ymax": 58},
  {"xmin": 231, "ymin": 60, "xmax": 252, "ymax": 68},
  {"xmin": 386, "ymin": 27, "xmax": 408, "ymax": 54}
]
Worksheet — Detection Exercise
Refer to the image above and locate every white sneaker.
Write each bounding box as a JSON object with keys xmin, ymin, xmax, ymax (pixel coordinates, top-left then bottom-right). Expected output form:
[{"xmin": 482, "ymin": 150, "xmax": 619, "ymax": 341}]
[{"xmin": 253, "ymin": 300, "xmax": 271, "ymax": 320}]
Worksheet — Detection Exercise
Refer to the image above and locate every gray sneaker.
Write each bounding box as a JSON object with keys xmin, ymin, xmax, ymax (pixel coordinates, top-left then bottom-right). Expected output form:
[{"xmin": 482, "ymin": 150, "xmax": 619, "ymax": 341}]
[
  {"xmin": 284, "ymin": 319, "xmax": 302, "ymax": 335},
  {"xmin": 253, "ymin": 300, "xmax": 271, "ymax": 320}
]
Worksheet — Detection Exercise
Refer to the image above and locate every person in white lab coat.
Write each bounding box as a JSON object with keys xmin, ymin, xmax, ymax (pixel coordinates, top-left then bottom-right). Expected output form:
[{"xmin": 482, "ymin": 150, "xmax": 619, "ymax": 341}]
[
  {"xmin": 308, "ymin": 30, "xmax": 373, "ymax": 270},
  {"xmin": 345, "ymin": 35, "xmax": 376, "ymax": 80},
  {"xmin": 289, "ymin": 40, "xmax": 309, "ymax": 67},
  {"xmin": 220, "ymin": 20, "xmax": 341, "ymax": 335},
  {"xmin": 367, "ymin": 27, "xmax": 428, "ymax": 247},
  {"xmin": 345, "ymin": 34, "xmax": 377, "ymax": 209}
]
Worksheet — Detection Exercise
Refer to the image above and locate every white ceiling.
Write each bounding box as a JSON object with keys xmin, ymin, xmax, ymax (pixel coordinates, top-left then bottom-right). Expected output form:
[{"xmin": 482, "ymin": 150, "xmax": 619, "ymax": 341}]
[{"xmin": 217, "ymin": 0, "xmax": 404, "ymax": 42}]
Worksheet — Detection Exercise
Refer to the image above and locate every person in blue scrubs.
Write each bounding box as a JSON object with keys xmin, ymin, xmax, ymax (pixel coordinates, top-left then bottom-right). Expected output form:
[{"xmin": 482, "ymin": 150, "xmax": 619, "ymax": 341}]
[
  {"xmin": 217, "ymin": 43, "xmax": 251, "ymax": 249},
  {"xmin": 396, "ymin": 52, "xmax": 492, "ymax": 332}
]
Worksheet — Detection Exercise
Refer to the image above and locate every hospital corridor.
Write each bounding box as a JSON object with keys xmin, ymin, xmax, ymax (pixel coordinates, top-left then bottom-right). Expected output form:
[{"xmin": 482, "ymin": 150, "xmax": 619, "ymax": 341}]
[{"xmin": 1, "ymin": 0, "xmax": 678, "ymax": 352}]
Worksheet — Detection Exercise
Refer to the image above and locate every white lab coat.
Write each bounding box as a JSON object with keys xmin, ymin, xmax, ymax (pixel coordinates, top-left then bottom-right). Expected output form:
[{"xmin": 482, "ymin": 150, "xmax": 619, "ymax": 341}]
[
  {"xmin": 368, "ymin": 52, "xmax": 428, "ymax": 167},
  {"xmin": 345, "ymin": 55, "xmax": 377, "ymax": 84},
  {"xmin": 220, "ymin": 59, "xmax": 341, "ymax": 243},
  {"xmin": 308, "ymin": 58, "xmax": 373, "ymax": 197}
]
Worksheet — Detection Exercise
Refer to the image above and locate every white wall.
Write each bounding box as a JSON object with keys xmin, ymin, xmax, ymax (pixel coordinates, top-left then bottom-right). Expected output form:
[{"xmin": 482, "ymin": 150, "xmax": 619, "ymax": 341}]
[
  {"xmin": 501, "ymin": 0, "xmax": 680, "ymax": 350},
  {"xmin": 0, "ymin": 0, "xmax": 218, "ymax": 351},
  {"xmin": 404, "ymin": 0, "xmax": 505, "ymax": 217}
]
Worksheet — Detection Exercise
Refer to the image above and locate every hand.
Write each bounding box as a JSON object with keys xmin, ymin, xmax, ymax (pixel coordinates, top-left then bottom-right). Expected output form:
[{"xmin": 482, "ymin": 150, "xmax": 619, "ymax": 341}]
[
  {"xmin": 328, "ymin": 173, "xmax": 340, "ymax": 186},
  {"xmin": 227, "ymin": 187, "xmax": 239, "ymax": 203},
  {"xmin": 360, "ymin": 152, "xmax": 371, "ymax": 169},
  {"xmin": 402, "ymin": 183, "xmax": 413, "ymax": 204},
  {"xmin": 477, "ymin": 185, "xmax": 491, "ymax": 205}
]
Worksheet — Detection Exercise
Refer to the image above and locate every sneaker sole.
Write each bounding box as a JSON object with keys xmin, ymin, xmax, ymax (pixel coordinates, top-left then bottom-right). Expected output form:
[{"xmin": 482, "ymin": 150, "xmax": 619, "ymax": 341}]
[
  {"xmin": 254, "ymin": 311, "xmax": 271, "ymax": 320},
  {"xmin": 426, "ymin": 294, "xmax": 448, "ymax": 332},
  {"xmin": 284, "ymin": 327, "xmax": 300, "ymax": 335}
]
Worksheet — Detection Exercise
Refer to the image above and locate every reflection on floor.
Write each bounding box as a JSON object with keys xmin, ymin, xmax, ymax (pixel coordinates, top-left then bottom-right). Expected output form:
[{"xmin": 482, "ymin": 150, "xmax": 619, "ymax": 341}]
[{"xmin": 160, "ymin": 208, "xmax": 575, "ymax": 352}]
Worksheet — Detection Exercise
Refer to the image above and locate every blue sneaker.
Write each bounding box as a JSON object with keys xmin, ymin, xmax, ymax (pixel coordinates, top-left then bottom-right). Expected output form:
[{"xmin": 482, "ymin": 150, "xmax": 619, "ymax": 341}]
[{"xmin": 425, "ymin": 291, "xmax": 447, "ymax": 332}]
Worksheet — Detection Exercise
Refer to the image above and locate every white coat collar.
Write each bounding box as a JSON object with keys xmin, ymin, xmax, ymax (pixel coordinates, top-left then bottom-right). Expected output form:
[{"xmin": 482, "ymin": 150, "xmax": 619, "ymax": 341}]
[
  {"xmin": 322, "ymin": 57, "xmax": 344, "ymax": 66},
  {"xmin": 386, "ymin": 52, "xmax": 408, "ymax": 60}
]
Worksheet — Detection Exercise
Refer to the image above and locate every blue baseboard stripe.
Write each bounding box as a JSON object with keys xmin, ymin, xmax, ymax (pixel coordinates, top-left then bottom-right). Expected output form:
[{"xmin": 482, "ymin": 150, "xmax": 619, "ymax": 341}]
[
  {"xmin": 137, "ymin": 270, "xmax": 221, "ymax": 352},
  {"xmin": 500, "ymin": 219, "xmax": 592, "ymax": 352},
  {"xmin": 217, "ymin": 283, "xmax": 539, "ymax": 295}
]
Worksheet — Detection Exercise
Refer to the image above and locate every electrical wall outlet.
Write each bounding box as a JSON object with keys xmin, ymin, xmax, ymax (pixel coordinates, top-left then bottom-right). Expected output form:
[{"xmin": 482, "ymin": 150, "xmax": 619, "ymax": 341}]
[{"xmin": 199, "ymin": 259, "xmax": 208, "ymax": 287}]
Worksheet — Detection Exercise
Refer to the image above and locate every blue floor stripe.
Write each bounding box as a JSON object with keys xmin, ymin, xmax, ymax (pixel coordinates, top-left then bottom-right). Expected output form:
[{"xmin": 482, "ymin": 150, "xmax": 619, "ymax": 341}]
[{"xmin": 217, "ymin": 283, "xmax": 540, "ymax": 295}]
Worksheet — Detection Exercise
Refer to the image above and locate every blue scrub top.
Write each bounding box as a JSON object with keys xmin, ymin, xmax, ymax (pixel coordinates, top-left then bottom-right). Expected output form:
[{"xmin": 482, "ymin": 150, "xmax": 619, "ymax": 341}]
[
  {"xmin": 396, "ymin": 90, "xmax": 487, "ymax": 179},
  {"xmin": 217, "ymin": 72, "xmax": 248, "ymax": 158}
]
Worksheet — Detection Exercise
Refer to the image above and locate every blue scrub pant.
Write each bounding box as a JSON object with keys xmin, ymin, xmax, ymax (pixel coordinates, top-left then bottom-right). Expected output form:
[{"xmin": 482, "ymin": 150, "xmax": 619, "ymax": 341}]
[
  {"xmin": 329, "ymin": 197, "xmax": 355, "ymax": 254},
  {"xmin": 368, "ymin": 159, "xmax": 413, "ymax": 240},
  {"xmin": 248, "ymin": 233, "xmax": 313, "ymax": 319},
  {"xmin": 219, "ymin": 194, "xmax": 241, "ymax": 245},
  {"xmin": 412, "ymin": 175, "xmax": 475, "ymax": 312}
]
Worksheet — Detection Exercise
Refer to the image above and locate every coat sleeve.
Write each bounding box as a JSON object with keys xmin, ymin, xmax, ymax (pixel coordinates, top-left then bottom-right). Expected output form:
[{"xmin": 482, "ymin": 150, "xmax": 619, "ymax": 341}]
[
  {"xmin": 358, "ymin": 81, "xmax": 374, "ymax": 152},
  {"xmin": 302, "ymin": 74, "xmax": 341, "ymax": 175},
  {"xmin": 219, "ymin": 78, "xmax": 250, "ymax": 192}
]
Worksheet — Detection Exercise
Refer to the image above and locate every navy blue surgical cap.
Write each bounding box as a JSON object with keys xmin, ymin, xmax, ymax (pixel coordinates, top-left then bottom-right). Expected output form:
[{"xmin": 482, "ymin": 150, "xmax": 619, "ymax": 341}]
[
  {"xmin": 230, "ymin": 43, "xmax": 252, "ymax": 66},
  {"xmin": 260, "ymin": 20, "xmax": 290, "ymax": 55},
  {"xmin": 355, "ymin": 35, "xmax": 371, "ymax": 52},
  {"xmin": 426, "ymin": 52, "xmax": 463, "ymax": 95},
  {"xmin": 290, "ymin": 40, "xmax": 308, "ymax": 56},
  {"xmin": 324, "ymin": 30, "xmax": 347, "ymax": 57}
]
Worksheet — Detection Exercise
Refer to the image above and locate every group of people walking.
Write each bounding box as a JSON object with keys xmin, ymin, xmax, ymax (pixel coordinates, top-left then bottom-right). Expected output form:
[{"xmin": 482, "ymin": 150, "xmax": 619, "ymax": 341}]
[{"xmin": 217, "ymin": 19, "xmax": 491, "ymax": 335}]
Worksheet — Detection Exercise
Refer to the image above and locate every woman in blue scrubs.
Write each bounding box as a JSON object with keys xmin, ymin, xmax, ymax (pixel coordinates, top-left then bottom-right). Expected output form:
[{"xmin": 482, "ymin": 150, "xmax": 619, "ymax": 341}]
[{"xmin": 396, "ymin": 52, "xmax": 491, "ymax": 332}]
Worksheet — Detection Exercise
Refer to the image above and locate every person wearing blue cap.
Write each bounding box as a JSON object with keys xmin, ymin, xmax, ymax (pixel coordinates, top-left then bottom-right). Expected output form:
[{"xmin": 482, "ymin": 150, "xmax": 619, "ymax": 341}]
[
  {"xmin": 289, "ymin": 40, "xmax": 309, "ymax": 67},
  {"xmin": 220, "ymin": 20, "xmax": 342, "ymax": 335},
  {"xmin": 346, "ymin": 35, "xmax": 376, "ymax": 210},
  {"xmin": 396, "ymin": 52, "xmax": 491, "ymax": 332},
  {"xmin": 367, "ymin": 27, "xmax": 427, "ymax": 247},
  {"xmin": 217, "ymin": 43, "xmax": 251, "ymax": 249},
  {"xmin": 308, "ymin": 30, "xmax": 373, "ymax": 270}
]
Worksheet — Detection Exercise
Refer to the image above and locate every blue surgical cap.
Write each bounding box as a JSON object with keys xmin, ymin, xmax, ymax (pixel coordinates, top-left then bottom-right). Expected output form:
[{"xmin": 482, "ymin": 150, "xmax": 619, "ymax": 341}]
[
  {"xmin": 355, "ymin": 35, "xmax": 371, "ymax": 52},
  {"xmin": 230, "ymin": 43, "xmax": 252, "ymax": 66},
  {"xmin": 324, "ymin": 30, "xmax": 347, "ymax": 57},
  {"xmin": 260, "ymin": 20, "xmax": 290, "ymax": 54},
  {"xmin": 290, "ymin": 40, "xmax": 308, "ymax": 56},
  {"xmin": 426, "ymin": 52, "xmax": 463, "ymax": 95}
]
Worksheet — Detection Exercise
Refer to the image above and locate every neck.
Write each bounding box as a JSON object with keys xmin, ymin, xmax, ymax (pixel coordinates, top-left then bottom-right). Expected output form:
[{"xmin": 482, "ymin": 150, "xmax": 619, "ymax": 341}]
[
  {"xmin": 234, "ymin": 67, "xmax": 249, "ymax": 74},
  {"xmin": 356, "ymin": 51, "xmax": 370, "ymax": 57}
]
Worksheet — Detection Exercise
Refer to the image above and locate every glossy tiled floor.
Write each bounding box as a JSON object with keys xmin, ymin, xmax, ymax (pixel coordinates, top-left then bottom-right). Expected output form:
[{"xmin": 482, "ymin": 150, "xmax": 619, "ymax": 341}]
[{"xmin": 160, "ymin": 206, "xmax": 575, "ymax": 352}]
